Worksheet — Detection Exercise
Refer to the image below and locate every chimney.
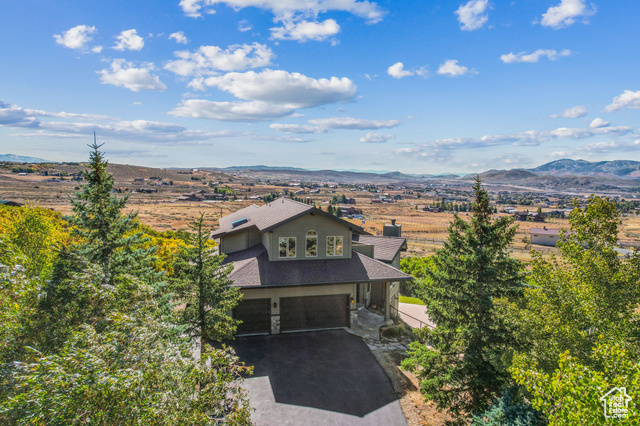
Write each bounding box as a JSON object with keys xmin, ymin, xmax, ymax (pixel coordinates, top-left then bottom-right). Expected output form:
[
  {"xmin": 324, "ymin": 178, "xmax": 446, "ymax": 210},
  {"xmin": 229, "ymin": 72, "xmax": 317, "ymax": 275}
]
[{"xmin": 383, "ymin": 219, "xmax": 401, "ymax": 237}]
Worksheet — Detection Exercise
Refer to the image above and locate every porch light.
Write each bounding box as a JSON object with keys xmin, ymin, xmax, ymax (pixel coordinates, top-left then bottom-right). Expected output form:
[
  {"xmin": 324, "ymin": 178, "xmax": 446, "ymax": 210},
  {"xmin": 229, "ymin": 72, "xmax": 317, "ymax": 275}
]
[
  {"xmin": 273, "ymin": 302, "xmax": 277, "ymax": 308},
  {"xmin": 350, "ymin": 297, "xmax": 354, "ymax": 304}
]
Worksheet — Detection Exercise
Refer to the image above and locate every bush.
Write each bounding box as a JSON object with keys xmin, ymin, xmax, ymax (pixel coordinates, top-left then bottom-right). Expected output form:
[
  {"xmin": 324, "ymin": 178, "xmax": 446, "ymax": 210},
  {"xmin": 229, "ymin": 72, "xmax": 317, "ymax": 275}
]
[{"xmin": 473, "ymin": 388, "xmax": 545, "ymax": 425}]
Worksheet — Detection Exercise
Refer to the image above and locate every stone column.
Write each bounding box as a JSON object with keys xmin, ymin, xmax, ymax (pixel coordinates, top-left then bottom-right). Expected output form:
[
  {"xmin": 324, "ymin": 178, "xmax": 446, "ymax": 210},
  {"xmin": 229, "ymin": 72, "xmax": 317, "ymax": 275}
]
[
  {"xmin": 270, "ymin": 296, "xmax": 280, "ymax": 334},
  {"xmin": 271, "ymin": 315, "xmax": 280, "ymax": 334}
]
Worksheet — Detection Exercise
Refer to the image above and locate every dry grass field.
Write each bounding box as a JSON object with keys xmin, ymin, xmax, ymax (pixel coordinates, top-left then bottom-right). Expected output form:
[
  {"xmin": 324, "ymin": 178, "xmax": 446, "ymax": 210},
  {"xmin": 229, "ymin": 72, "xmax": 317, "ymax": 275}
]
[{"xmin": 3, "ymin": 163, "xmax": 639, "ymax": 265}]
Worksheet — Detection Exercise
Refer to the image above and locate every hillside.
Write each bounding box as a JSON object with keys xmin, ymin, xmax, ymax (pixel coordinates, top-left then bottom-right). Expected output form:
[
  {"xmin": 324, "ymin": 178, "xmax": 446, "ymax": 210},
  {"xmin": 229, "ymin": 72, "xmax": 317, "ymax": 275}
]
[
  {"xmin": 0, "ymin": 153, "xmax": 50, "ymax": 163},
  {"xmin": 528, "ymin": 159, "xmax": 640, "ymax": 179}
]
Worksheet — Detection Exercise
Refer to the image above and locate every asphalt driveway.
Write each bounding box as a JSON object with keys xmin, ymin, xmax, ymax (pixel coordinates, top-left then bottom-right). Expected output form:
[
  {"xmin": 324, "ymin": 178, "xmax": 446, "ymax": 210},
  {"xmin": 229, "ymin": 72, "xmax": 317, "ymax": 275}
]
[{"xmin": 230, "ymin": 330, "xmax": 406, "ymax": 426}]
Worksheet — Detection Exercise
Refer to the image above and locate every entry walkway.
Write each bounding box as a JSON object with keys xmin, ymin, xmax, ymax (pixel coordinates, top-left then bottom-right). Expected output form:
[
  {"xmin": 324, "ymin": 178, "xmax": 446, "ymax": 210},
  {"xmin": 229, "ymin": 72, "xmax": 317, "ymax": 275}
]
[{"xmin": 397, "ymin": 303, "xmax": 435, "ymax": 329}]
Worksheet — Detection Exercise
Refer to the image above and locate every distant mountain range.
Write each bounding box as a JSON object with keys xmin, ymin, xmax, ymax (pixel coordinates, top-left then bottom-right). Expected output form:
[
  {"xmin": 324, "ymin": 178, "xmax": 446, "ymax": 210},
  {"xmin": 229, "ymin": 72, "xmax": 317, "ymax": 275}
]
[
  {"xmin": 0, "ymin": 153, "xmax": 50, "ymax": 163},
  {"xmin": 527, "ymin": 159, "xmax": 640, "ymax": 178}
]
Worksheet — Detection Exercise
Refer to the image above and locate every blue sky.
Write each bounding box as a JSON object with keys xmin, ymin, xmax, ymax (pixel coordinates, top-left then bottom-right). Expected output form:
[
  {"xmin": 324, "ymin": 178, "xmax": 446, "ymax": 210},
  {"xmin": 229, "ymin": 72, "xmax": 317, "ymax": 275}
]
[{"xmin": 1, "ymin": 0, "xmax": 640, "ymax": 174}]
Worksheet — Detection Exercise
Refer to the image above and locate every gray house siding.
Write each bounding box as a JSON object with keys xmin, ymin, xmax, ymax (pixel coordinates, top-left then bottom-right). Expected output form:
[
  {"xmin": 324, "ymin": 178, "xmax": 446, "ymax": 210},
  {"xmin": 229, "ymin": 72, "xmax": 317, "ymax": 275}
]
[
  {"xmin": 265, "ymin": 213, "xmax": 353, "ymax": 262},
  {"xmin": 220, "ymin": 227, "xmax": 262, "ymax": 254}
]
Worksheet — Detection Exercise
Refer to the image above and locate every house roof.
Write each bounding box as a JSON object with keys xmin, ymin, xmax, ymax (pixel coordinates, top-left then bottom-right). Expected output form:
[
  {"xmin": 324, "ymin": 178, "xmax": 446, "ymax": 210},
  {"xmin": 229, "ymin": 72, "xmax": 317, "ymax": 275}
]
[
  {"xmin": 224, "ymin": 244, "xmax": 412, "ymax": 288},
  {"xmin": 352, "ymin": 235, "xmax": 406, "ymax": 263},
  {"xmin": 530, "ymin": 227, "xmax": 561, "ymax": 236},
  {"xmin": 212, "ymin": 197, "xmax": 366, "ymax": 238}
]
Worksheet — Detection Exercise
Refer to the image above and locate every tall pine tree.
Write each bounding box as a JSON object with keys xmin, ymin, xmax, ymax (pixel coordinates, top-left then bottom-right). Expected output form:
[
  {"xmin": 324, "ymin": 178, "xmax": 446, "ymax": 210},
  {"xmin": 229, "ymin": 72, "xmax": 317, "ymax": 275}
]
[
  {"xmin": 67, "ymin": 136, "xmax": 156, "ymax": 284},
  {"xmin": 403, "ymin": 176, "xmax": 523, "ymax": 418},
  {"xmin": 171, "ymin": 214, "xmax": 242, "ymax": 357}
]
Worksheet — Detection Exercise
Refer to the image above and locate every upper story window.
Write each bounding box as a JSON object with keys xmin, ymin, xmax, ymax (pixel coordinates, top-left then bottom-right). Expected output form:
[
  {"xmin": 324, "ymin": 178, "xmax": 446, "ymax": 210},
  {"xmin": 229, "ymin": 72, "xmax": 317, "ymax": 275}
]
[
  {"xmin": 306, "ymin": 230, "xmax": 317, "ymax": 257},
  {"xmin": 279, "ymin": 237, "xmax": 296, "ymax": 258},
  {"xmin": 326, "ymin": 235, "xmax": 343, "ymax": 256}
]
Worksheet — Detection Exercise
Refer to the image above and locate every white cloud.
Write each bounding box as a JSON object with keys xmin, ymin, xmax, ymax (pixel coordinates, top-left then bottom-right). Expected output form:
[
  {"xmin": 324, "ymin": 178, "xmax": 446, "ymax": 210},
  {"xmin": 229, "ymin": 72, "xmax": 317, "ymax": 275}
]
[
  {"xmin": 0, "ymin": 100, "xmax": 237, "ymax": 143},
  {"xmin": 395, "ymin": 124, "xmax": 634, "ymax": 158},
  {"xmin": 437, "ymin": 59, "xmax": 475, "ymax": 76},
  {"xmin": 173, "ymin": 68, "xmax": 358, "ymax": 121},
  {"xmin": 113, "ymin": 29, "xmax": 144, "ymax": 51},
  {"xmin": 590, "ymin": 117, "xmax": 610, "ymax": 128},
  {"xmin": 359, "ymin": 132, "xmax": 395, "ymax": 143},
  {"xmin": 387, "ymin": 62, "xmax": 428, "ymax": 79},
  {"xmin": 271, "ymin": 18, "xmax": 340, "ymax": 42},
  {"xmin": 53, "ymin": 25, "xmax": 97, "ymax": 50},
  {"xmin": 98, "ymin": 59, "xmax": 167, "ymax": 92},
  {"xmin": 193, "ymin": 69, "xmax": 356, "ymax": 107},
  {"xmin": 604, "ymin": 90, "xmax": 640, "ymax": 113},
  {"xmin": 387, "ymin": 62, "xmax": 412, "ymax": 79},
  {"xmin": 571, "ymin": 140, "xmax": 640, "ymax": 155},
  {"xmin": 500, "ymin": 49, "xmax": 571, "ymax": 64},
  {"xmin": 169, "ymin": 31, "xmax": 188, "ymax": 44},
  {"xmin": 179, "ymin": 0, "xmax": 386, "ymax": 24},
  {"xmin": 308, "ymin": 117, "xmax": 399, "ymax": 130},
  {"xmin": 170, "ymin": 99, "xmax": 296, "ymax": 122},
  {"xmin": 238, "ymin": 19, "xmax": 253, "ymax": 32},
  {"xmin": 455, "ymin": 0, "xmax": 490, "ymax": 31},
  {"xmin": 91, "ymin": 46, "xmax": 103, "ymax": 53},
  {"xmin": 551, "ymin": 105, "xmax": 588, "ymax": 118},
  {"xmin": 270, "ymin": 123, "xmax": 326, "ymax": 134},
  {"xmin": 165, "ymin": 43, "xmax": 274, "ymax": 77},
  {"xmin": 540, "ymin": 0, "xmax": 596, "ymax": 29}
]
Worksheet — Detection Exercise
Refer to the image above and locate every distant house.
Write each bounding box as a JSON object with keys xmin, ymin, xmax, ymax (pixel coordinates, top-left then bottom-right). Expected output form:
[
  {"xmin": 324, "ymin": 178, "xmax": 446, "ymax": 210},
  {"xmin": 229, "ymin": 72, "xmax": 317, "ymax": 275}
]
[
  {"xmin": 178, "ymin": 193, "xmax": 204, "ymax": 202},
  {"xmin": 423, "ymin": 206, "xmax": 441, "ymax": 213},
  {"xmin": 339, "ymin": 206, "xmax": 361, "ymax": 216},
  {"xmin": 203, "ymin": 193, "xmax": 228, "ymax": 201},
  {"xmin": 213, "ymin": 198, "xmax": 411, "ymax": 335},
  {"xmin": 133, "ymin": 178, "xmax": 145, "ymax": 185},
  {"xmin": 137, "ymin": 188, "xmax": 158, "ymax": 194},
  {"xmin": 345, "ymin": 198, "xmax": 356, "ymax": 204},
  {"xmin": 371, "ymin": 198, "xmax": 382, "ymax": 204},
  {"xmin": 530, "ymin": 227, "xmax": 562, "ymax": 246},
  {"xmin": 514, "ymin": 211, "xmax": 544, "ymax": 222}
]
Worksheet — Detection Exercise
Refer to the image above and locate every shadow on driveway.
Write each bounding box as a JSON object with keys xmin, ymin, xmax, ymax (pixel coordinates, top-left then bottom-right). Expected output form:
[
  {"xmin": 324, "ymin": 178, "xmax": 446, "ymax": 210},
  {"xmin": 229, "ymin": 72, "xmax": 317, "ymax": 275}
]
[{"xmin": 229, "ymin": 330, "xmax": 398, "ymax": 418}]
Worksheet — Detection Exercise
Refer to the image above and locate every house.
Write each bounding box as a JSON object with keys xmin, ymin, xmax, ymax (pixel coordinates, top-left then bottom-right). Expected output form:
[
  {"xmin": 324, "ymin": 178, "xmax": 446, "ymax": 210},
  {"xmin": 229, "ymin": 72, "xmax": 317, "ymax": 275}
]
[
  {"xmin": 133, "ymin": 178, "xmax": 145, "ymax": 184},
  {"xmin": 530, "ymin": 227, "xmax": 562, "ymax": 246},
  {"xmin": 213, "ymin": 198, "xmax": 411, "ymax": 335},
  {"xmin": 514, "ymin": 211, "xmax": 544, "ymax": 222},
  {"xmin": 178, "ymin": 193, "xmax": 205, "ymax": 202},
  {"xmin": 338, "ymin": 206, "xmax": 361, "ymax": 216}
]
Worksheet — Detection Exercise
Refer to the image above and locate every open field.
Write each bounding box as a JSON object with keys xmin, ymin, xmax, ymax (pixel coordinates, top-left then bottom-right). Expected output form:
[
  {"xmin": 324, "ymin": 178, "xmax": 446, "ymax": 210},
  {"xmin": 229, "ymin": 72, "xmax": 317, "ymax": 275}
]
[{"xmin": 2, "ymin": 162, "xmax": 640, "ymax": 265}]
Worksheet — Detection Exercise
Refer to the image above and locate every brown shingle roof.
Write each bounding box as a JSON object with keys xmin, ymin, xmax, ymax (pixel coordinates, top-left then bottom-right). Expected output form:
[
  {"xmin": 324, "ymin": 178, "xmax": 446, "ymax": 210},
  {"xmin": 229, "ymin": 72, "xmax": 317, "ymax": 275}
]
[
  {"xmin": 353, "ymin": 235, "xmax": 407, "ymax": 263},
  {"xmin": 212, "ymin": 197, "xmax": 365, "ymax": 238},
  {"xmin": 225, "ymin": 244, "xmax": 412, "ymax": 288}
]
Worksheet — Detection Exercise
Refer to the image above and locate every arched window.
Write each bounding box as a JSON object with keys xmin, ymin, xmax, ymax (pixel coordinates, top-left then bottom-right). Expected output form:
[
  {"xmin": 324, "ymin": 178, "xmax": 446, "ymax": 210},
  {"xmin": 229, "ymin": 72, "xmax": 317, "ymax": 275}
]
[{"xmin": 306, "ymin": 230, "xmax": 317, "ymax": 257}]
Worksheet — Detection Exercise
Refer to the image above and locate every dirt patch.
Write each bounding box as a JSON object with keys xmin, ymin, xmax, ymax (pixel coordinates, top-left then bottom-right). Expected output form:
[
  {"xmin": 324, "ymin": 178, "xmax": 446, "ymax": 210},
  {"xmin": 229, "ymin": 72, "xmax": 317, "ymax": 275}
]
[{"xmin": 372, "ymin": 350, "xmax": 453, "ymax": 426}]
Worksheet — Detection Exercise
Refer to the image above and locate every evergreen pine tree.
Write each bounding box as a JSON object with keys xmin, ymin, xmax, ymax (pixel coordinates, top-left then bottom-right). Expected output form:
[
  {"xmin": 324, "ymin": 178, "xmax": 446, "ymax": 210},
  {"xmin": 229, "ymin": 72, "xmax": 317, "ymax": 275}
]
[
  {"xmin": 66, "ymin": 137, "xmax": 156, "ymax": 284},
  {"xmin": 171, "ymin": 214, "xmax": 242, "ymax": 356},
  {"xmin": 403, "ymin": 176, "xmax": 524, "ymax": 418}
]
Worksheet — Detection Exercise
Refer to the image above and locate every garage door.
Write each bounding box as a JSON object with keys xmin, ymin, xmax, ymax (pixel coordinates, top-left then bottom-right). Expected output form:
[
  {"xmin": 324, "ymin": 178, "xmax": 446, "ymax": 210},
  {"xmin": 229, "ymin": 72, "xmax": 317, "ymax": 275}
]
[
  {"xmin": 234, "ymin": 298, "xmax": 271, "ymax": 335},
  {"xmin": 280, "ymin": 294, "xmax": 350, "ymax": 332}
]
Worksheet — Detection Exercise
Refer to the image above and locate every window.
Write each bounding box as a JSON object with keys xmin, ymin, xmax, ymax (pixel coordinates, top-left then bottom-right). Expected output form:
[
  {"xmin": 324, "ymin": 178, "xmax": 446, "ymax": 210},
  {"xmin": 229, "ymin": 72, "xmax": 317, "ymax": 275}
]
[
  {"xmin": 326, "ymin": 235, "xmax": 343, "ymax": 256},
  {"xmin": 279, "ymin": 237, "xmax": 296, "ymax": 258},
  {"xmin": 306, "ymin": 230, "xmax": 317, "ymax": 257}
]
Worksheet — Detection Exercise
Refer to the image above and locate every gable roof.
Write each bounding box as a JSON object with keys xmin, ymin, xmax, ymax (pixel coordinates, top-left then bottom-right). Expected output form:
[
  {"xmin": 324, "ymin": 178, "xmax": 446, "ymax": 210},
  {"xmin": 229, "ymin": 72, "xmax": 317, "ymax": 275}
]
[
  {"xmin": 212, "ymin": 197, "xmax": 366, "ymax": 238},
  {"xmin": 224, "ymin": 244, "xmax": 412, "ymax": 288},
  {"xmin": 353, "ymin": 235, "xmax": 407, "ymax": 263},
  {"xmin": 530, "ymin": 227, "xmax": 561, "ymax": 236}
]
